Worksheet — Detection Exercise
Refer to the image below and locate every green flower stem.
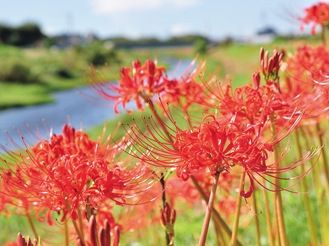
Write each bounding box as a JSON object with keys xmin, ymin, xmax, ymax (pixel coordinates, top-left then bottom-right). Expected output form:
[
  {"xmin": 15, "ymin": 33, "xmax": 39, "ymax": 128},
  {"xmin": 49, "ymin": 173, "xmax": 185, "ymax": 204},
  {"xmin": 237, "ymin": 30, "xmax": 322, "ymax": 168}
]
[
  {"xmin": 270, "ymin": 115, "xmax": 287, "ymax": 246},
  {"xmin": 160, "ymin": 173, "xmax": 173, "ymax": 246},
  {"xmin": 252, "ymin": 192, "xmax": 261, "ymax": 246},
  {"xmin": 65, "ymin": 199, "xmax": 85, "ymax": 245},
  {"xmin": 274, "ymin": 160, "xmax": 287, "ymax": 246},
  {"xmin": 141, "ymin": 96, "xmax": 174, "ymax": 245},
  {"xmin": 319, "ymin": 191, "xmax": 329, "ymax": 245},
  {"xmin": 293, "ymin": 130, "xmax": 318, "ymax": 246},
  {"xmin": 78, "ymin": 208, "xmax": 85, "ymax": 244},
  {"xmin": 262, "ymin": 187, "xmax": 275, "ymax": 246},
  {"xmin": 213, "ymin": 219, "xmax": 226, "ymax": 245},
  {"xmin": 230, "ymin": 172, "xmax": 245, "ymax": 246},
  {"xmin": 322, "ymin": 24, "xmax": 327, "ymax": 47},
  {"xmin": 302, "ymin": 126, "xmax": 328, "ymax": 245},
  {"xmin": 25, "ymin": 211, "xmax": 39, "ymax": 243},
  {"xmin": 191, "ymin": 175, "xmax": 243, "ymax": 245},
  {"xmin": 64, "ymin": 221, "xmax": 69, "ymax": 246},
  {"xmin": 315, "ymin": 123, "xmax": 329, "ymax": 188},
  {"xmin": 198, "ymin": 170, "xmax": 221, "ymax": 246}
]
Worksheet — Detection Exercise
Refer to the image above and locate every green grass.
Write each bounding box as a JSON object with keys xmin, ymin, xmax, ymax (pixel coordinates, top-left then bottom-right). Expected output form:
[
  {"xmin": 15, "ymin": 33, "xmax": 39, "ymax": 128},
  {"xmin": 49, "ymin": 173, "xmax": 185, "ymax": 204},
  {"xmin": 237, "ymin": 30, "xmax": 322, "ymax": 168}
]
[{"xmin": 0, "ymin": 83, "xmax": 54, "ymax": 109}]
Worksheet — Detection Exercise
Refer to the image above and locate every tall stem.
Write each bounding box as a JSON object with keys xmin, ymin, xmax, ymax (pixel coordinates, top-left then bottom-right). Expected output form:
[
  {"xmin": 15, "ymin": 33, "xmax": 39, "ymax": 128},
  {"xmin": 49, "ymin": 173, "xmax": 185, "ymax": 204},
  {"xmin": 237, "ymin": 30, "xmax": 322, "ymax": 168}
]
[
  {"xmin": 252, "ymin": 191, "xmax": 261, "ymax": 246},
  {"xmin": 321, "ymin": 24, "xmax": 327, "ymax": 47},
  {"xmin": 198, "ymin": 170, "xmax": 221, "ymax": 246},
  {"xmin": 160, "ymin": 173, "xmax": 173, "ymax": 246},
  {"xmin": 64, "ymin": 221, "xmax": 69, "ymax": 246},
  {"xmin": 143, "ymin": 97, "xmax": 174, "ymax": 245},
  {"xmin": 25, "ymin": 211, "xmax": 39, "ymax": 241},
  {"xmin": 78, "ymin": 208, "xmax": 85, "ymax": 243},
  {"xmin": 302, "ymin": 126, "xmax": 328, "ymax": 245},
  {"xmin": 262, "ymin": 186, "xmax": 275, "ymax": 246},
  {"xmin": 190, "ymin": 176, "xmax": 243, "ymax": 246},
  {"xmin": 65, "ymin": 199, "xmax": 85, "ymax": 245},
  {"xmin": 270, "ymin": 115, "xmax": 287, "ymax": 246},
  {"xmin": 230, "ymin": 172, "xmax": 245, "ymax": 246},
  {"xmin": 293, "ymin": 130, "xmax": 318, "ymax": 245},
  {"xmin": 315, "ymin": 123, "xmax": 329, "ymax": 187}
]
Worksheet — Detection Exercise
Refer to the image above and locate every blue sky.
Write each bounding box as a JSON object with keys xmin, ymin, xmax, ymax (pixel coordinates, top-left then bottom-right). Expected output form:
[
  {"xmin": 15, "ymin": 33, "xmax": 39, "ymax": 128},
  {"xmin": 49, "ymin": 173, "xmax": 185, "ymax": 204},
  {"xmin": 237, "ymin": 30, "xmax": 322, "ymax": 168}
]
[{"xmin": 0, "ymin": 0, "xmax": 323, "ymax": 40}]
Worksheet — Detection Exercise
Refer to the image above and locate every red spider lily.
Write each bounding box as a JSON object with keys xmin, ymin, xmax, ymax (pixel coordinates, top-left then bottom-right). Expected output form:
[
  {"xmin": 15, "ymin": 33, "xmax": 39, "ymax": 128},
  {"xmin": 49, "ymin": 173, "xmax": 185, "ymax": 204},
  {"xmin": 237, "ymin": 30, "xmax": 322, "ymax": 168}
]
[
  {"xmin": 84, "ymin": 59, "xmax": 208, "ymax": 113},
  {"xmin": 285, "ymin": 45, "xmax": 329, "ymax": 85},
  {"xmin": 159, "ymin": 60, "xmax": 209, "ymax": 111},
  {"xmin": 0, "ymin": 124, "xmax": 154, "ymax": 224},
  {"xmin": 281, "ymin": 45, "xmax": 329, "ymax": 121},
  {"xmin": 300, "ymin": 2, "xmax": 329, "ymax": 35},
  {"xmin": 206, "ymin": 49, "xmax": 324, "ymax": 130},
  {"xmin": 122, "ymin": 81, "xmax": 315, "ymax": 198},
  {"xmin": 84, "ymin": 59, "xmax": 165, "ymax": 113}
]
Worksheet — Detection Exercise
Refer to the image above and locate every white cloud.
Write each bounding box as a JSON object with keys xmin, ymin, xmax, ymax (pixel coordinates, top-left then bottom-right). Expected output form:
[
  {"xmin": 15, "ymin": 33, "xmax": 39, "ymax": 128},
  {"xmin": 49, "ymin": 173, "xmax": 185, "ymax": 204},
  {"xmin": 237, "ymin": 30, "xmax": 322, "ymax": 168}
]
[{"xmin": 90, "ymin": 0, "xmax": 200, "ymax": 14}]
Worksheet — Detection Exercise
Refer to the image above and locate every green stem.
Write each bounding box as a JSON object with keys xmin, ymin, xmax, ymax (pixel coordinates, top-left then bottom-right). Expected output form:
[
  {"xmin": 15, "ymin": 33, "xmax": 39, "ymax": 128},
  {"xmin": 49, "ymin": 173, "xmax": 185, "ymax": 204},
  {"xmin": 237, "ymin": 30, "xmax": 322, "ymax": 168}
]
[
  {"xmin": 252, "ymin": 191, "xmax": 261, "ymax": 246},
  {"xmin": 275, "ymin": 192, "xmax": 287, "ymax": 246},
  {"xmin": 315, "ymin": 123, "xmax": 329, "ymax": 188},
  {"xmin": 213, "ymin": 219, "xmax": 226, "ymax": 246},
  {"xmin": 302, "ymin": 126, "xmax": 328, "ymax": 245},
  {"xmin": 65, "ymin": 199, "xmax": 85, "ymax": 245},
  {"xmin": 190, "ymin": 176, "xmax": 243, "ymax": 246},
  {"xmin": 230, "ymin": 172, "xmax": 245, "ymax": 246},
  {"xmin": 270, "ymin": 114, "xmax": 287, "ymax": 246},
  {"xmin": 322, "ymin": 24, "xmax": 326, "ymax": 47},
  {"xmin": 160, "ymin": 173, "xmax": 173, "ymax": 246},
  {"xmin": 25, "ymin": 211, "xmax": 39, "ymax": 241},
  {"xmin": 64, "ymin": 221, "xmax": 69, "ymax": 246},
  {"xmin": 142, "ymin": 96, "xmax": 177, "ymax": 245},
  {"xmin": 78, "ymin": 208, "xmax": 85, "ymax": 243},
  {"xmin": 262, "ymin": 187, "xmax": 275, "ymax": 246},
  {"xmin": 198, "ymin": 170, "xmax": 221, "ymax": 246},
  {"xmin": 293, "ymin": 130, "xmax": 318, "ymax": 246}
]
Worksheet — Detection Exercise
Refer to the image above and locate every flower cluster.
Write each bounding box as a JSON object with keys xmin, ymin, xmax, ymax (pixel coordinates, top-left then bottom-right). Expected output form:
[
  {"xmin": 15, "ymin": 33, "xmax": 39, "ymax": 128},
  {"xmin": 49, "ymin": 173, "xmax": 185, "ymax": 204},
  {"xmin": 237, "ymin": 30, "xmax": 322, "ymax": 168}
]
[
  {"xmin": 0, "ymin": 125, "xmax": 153, "ymax": 226},
  {"xmin": 120, "ymin": 50, "xmax": 316, "ymax": 200},
  {"xmin": 300, "ymin": 1, "xmax": 329, "ymax": 35},
  {"xmin": 85, "ymin": 59, "xmax": 207, "ymax": 113}
]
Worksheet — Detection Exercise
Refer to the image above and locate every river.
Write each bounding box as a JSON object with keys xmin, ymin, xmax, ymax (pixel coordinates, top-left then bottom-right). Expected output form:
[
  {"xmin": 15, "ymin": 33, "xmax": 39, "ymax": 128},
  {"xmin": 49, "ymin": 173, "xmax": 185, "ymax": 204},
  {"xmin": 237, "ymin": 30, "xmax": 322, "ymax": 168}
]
[{"xmin": 0, "ymin": 59, "xmax": 194, "ymax": 150}]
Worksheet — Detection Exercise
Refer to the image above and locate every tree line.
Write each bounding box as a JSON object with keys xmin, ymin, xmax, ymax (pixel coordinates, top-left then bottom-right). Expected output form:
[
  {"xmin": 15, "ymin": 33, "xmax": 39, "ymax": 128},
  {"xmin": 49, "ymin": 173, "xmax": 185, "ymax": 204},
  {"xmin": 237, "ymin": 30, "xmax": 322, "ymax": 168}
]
[{"xmin": 0, "ymin": 22, "xmax": 44, "ymax": 46}]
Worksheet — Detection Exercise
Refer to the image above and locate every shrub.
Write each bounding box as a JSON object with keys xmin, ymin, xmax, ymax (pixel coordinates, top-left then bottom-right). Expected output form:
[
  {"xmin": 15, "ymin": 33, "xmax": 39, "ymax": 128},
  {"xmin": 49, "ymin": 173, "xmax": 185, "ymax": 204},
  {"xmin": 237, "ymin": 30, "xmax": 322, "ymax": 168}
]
[
  {"xmin": 74, "ymin": 42, "xmax": 121, "ymax": 66},
  {"xmin": 0, "ymin": 58, "xmax": 39, "ymax": 83}
]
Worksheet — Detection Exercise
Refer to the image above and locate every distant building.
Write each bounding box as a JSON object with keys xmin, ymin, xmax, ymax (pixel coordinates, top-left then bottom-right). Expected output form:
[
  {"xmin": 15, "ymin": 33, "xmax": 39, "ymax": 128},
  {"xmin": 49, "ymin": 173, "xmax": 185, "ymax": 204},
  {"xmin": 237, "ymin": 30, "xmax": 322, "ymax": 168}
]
[
  {"xmin": 251, "ymin": 26, "xmax": 278, "ymax": 44},
  {"xmin": 51, "ymin": 32, "xmax": 98, "ymax": 49}
]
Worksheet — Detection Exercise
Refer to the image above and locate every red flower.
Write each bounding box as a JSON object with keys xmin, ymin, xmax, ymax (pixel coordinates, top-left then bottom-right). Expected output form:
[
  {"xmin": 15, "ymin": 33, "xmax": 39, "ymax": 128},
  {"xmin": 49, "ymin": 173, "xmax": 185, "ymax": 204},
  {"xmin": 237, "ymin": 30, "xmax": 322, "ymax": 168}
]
[
  {"xmin": 282, "ymin": 45, "xmax": 329, "ymax": 121},
  {"xmin": 125, "ymin": 69, "xmax": 321, "ymax": 197},
  {"xmin": 159, "ymin": 60, "xmax": 209, "ymax": 111},
  {"xmin": 173, "ymin": 116, "xmax": 231, "ymax": 179},
  {"xmin": 300, "ymin": 2, "xmax": 329, "ymax": 35},
  {"xmin": 0, "ymin": 125, "xmax": 153, "ymax": 223},
  {"xmin": 85, "ymin": 59, "xmax": 207, "ymax": 113}
]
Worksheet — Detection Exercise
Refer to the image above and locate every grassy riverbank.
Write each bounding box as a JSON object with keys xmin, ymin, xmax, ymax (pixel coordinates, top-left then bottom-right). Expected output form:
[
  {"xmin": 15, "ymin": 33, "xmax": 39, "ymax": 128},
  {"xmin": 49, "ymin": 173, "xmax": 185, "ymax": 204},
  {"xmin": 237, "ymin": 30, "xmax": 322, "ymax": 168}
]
[{"xmin": 0, "ymin": 39, "xmax": 296, "ymax": 110}]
